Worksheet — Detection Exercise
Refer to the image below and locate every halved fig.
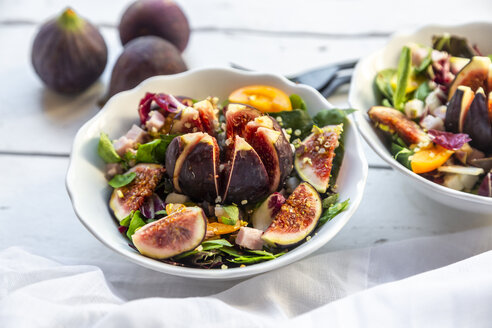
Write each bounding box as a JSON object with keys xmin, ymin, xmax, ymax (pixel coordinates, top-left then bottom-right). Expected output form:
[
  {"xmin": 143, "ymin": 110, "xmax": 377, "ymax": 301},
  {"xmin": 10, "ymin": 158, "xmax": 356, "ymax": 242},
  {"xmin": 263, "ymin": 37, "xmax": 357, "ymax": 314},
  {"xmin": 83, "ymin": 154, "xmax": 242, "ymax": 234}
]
[
  {"xmin": 109, "ymin": 163, "xmax": 165, "ymax": 221},
  {"xmin": 165, "ymin": 132, "xmax": 207, "ymax": 193},
  {"xmin": 463, "ymin": 88, "xmax": 492, "ymax": 152},
  {"xmin": 368, "ymin": 106, "xmax": 430, "ymax": 146},
  {"xmin": 262, "ymin": 182, "xmax": 322, "ymax": 247},
  {"xmin": 170, "ymin": 106, "xmax": 204, "ymax": 134},
  {"xmin": 178, "ymin": 134, "xmax": 220, "ymax": 202},
  {"xmin": 132, "ymin": 207, "xmax": 207, "ymax": 259},
  {"xmin": 295, "ymin": 125, "xmax": 342, "ymax": 193},
  {"xmin": 222, "ymin": 136, "xmax": 269, "ymax": 204},
  {"xmin": 445, "ymin": 85, "xmax": 475, "ymax": 133},
  {"xmin": 251, "ymin": 192, "xmax": 285, "ymax": 231},
  {"xmin": 448, "ymin": 56, "xmax": 491, "ymax": 101},
  {"xmin": 244, "ymin": 117, "xmax": 294, "ymax": 192},
  {"xmin": 194, "ymin": 99, "xmax": 218, "ymax": 136},
  {"xmin": 224, "ymin": 103, "xmax": 262, "ymax": 139}
]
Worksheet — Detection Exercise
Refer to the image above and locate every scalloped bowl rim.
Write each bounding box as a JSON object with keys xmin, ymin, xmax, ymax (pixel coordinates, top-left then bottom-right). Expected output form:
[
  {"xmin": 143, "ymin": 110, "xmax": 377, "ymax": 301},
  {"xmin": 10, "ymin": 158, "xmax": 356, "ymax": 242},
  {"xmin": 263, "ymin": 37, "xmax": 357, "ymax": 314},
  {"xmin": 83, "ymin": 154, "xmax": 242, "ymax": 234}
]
[
  {"xmin": 349, "ymin": 22, "xmax": 492, "ymax": 210},
  {"xmin": 66, "ymin": 67, "xmax": 368, "ymax": 279}
]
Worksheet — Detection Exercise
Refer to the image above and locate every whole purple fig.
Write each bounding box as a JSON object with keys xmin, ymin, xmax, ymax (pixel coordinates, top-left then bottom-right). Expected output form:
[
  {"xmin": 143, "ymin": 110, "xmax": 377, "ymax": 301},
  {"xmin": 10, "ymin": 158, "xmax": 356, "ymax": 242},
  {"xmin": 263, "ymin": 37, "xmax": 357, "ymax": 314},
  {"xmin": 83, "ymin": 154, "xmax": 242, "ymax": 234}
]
[
  {"xmin": 31, "ymin": 8, "xmax": 107, "ymax": 94},
  {"xmin": 119, "ymin": 0, "xmax": 190, "ymax": 52}
]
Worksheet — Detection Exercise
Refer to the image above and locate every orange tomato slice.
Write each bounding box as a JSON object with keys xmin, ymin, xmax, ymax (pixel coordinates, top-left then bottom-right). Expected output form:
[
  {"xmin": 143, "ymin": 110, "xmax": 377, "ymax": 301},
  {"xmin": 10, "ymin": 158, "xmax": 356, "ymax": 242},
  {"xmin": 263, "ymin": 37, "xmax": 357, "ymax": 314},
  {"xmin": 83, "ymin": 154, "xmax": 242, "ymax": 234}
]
[
  {"xmin": 207, "ymin": 221, "xmax": 242, "ymax": 236},
  {"xmin": 411, "ymin": 145, "xmax": 454, "ymax": 174},
  {"xmin": 165, "ymin": 203, "xmax": 186, "ymax": 215},
  {"xmin": 228, "ymin": 85, "xmax": 292, "ymax": 113}
]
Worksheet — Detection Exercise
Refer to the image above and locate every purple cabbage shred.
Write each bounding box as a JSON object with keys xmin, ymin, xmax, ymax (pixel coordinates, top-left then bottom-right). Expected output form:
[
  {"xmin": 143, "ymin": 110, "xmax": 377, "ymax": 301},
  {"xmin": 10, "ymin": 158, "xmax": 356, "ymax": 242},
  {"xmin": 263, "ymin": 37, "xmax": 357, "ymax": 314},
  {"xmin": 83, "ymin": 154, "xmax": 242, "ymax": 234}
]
[
  {"xmin": 478, "ymin": 172, "xmax": 492, "ymax": 197},
  {"xmin": 428, "ymin": 129, "xmax": 471, "ymax": 150}
]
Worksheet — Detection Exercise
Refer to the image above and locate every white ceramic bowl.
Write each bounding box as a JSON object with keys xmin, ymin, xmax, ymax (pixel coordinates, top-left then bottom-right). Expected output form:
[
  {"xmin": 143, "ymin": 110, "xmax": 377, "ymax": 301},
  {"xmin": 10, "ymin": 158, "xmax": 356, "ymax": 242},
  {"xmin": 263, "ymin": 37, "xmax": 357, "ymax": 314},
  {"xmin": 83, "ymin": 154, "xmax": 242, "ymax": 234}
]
[
  {"xmin": 66, "ymin": 68, "xmax": 368, "ymax": 279},
  {"xmin": 349, "ymin": 23, "xmax": 492, "ymax": 214}
]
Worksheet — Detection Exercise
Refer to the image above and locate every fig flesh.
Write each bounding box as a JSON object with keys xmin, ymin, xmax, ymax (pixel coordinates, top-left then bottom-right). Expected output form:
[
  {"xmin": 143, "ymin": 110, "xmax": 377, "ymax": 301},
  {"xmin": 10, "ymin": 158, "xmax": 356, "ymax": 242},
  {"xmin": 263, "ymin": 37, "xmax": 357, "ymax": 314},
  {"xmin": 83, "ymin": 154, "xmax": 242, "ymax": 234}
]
[
  {"xmin": 132, "ymin": 207, "xmax": 207, "ymax": 259},
  {"xmin": 262, "ymin": 182, "xmax": 322, "ymax": 247},
  {"xmin": 295, "ymin": 125, "xmax": 342, "ymax": 193},
  {"xmin": 31, "ymin": 8, "xmax": 107, "ymax": 94},
  {"xmin": 448, "ymin": 56, "xmax": 491, "ymax": 101},
  {"xmin": 445, "ymin": 85, "xmax": 475, "ymax": 133},
  {"xmin": 463, "ymin": 88, "xmax": 492, "ymax": 152},
  {"xmin": 251, "ymin": 192, "xmax": 286, "ymax": 231},
  {"xmin": 170, "ymin": 106, "xmax": 204, "ymax": 134},
  {"xmin": 119, "ymin": 0, "xmax": 190, "ymax": 52},
  {"xmin": 193, "ymin": 100, "xmax": 219, "ymax": 136},
  {"xmin": 222, "ymin": 136, "xmax": 269, "ymax": 204},
  {"xmin": 109, "ymin": 163, "xmax": 165, "ymax": 221},
  {"xmin": 225, "ymin": 104, "xmax": 262, "ymax": 140},
  {"xmin": 244, "ymin": 117, "xmax": 294, "ymax": 192},
  {"xmin": 108, "ymin": 36, "xmax": 187, "ymax": 98},
  {"xmin": 368, "ymin": 106, "xmax": 430, "ymax": 146},
  {"xmin": 177, "ymin": 134, "xmax": 220, "ymax": 203}
]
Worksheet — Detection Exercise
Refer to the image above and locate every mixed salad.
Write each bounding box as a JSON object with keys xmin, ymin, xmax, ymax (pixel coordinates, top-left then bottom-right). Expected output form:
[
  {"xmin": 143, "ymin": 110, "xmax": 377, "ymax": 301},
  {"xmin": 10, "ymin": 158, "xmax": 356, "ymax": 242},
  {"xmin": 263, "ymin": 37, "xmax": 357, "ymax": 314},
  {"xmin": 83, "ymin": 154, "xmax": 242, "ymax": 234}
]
[
  {"xmin": 97, "ymin": 85, "xmax": 353, "ymax": 269},
  {"xmin": 369, "ymin": 34, "xmax": 492, "ymax": 197}
]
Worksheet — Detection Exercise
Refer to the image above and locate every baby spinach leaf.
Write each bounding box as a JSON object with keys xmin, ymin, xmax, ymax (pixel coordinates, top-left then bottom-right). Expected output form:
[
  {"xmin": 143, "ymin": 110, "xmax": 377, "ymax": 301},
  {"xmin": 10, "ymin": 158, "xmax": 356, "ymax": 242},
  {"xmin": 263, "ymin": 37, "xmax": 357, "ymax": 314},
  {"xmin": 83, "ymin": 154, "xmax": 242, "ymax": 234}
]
[
  {"xmin": 391, "ymin": 143, "xmax": 413, "ymax": 169},
  {"xmin": 201, "ymin": 239, "xmax": 233, "ymax": 251},
  {"xmin": 127, "ymin": 210, "xmax": 147, "ymax": 240},
  {"xmin": 222, "ymin": 205, "xmax": 239, "ymax": 220},
  {"xmin": 98, "ymin": 132, "xmax": 121, "ymax": 163},
  {"xmin": 268, "ymin": 109, "xmax": 313, "ymax": 139},
  {"xmin": 313, "ymin": 108, "xmax": 356, "ymax": 127},
  {"xmin": 136, "ymin": 135, "xmax": 177, "ymax": 164},
  {"xmin": 393, "ymin": 46, "xmax": 412, "ymax": 111},
  {"xmin": 381, "ymin": 98, "xmax": 392, "ymax": 108},
  {"xmin": 119, "ymin": 211, "xmax": 135, "ymax": 227},
  {"xmin": 319, "ymin": 199, "xmax": 349, "ymax": 225},
  {"xmin": 289, "ymin": 94, "xmax": 307, "ymax": 111},
  {"xmin": 108, "ymin": 172, "xmax": 136, "ymax": 188},
  {"xmin": 154, "ymin": 210, "xmax": 167, "ymax": 216}
]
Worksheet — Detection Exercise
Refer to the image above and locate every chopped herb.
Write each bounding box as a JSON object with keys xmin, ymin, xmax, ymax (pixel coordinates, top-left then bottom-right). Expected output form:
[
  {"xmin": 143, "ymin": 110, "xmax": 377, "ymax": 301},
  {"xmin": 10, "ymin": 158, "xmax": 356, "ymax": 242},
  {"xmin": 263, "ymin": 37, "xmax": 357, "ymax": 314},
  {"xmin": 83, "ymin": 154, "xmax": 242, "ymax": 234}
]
[
  {"xmin": 136, "ymin": 135, "xmax": 177, "ymax": 164},
  {"xmin": 374, "ymin": 68, "xmax": 396, "ymax": 103},
  {"xmin": 108, "ymin": 172, "xmax": 136, "ymax": 188}
]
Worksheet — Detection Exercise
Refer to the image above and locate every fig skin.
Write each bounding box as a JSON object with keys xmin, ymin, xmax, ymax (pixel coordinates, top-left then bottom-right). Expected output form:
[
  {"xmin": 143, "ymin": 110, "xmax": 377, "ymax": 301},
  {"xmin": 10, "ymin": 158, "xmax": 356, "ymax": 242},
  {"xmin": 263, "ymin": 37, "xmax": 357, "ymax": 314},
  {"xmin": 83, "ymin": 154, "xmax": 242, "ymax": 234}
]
[
  {"xmin": 445, "ymin": 85, "xmax": 475, "ymax": 133},
  {"xmin": 108, "ymin": 36, "xmax": 187, "ymax": 98},
  {"xmin": 31, "ymin": 8, "xmax": 107, "ymax": 94},
  {"xmin": 132, "ymin": 207, "xmax": 207, "ymax": 259},
  {"xmin": 178, "ymin": 135, "xmax": 220, "ymax": 203},
  {"xmin": 463, "ymin": 89, "xmax": 492, "ymax": 153},
  {"xmin": 119, "ymin": 0, "xmax": 190, "ymax": 52},
  {"xmin": 448, "ymin": 56, "xmax": 491, "ymax": 101},
  {"xmin": 222, "ymin": 136, "xmax": 270, "ymax": 204}
]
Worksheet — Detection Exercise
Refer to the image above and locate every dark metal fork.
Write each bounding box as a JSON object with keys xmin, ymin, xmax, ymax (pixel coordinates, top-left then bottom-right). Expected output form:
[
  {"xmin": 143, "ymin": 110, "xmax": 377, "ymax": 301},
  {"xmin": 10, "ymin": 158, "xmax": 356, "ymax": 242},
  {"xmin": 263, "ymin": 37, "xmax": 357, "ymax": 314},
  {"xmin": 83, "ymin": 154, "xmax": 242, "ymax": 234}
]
[{"xmin": 230, "ymin": 59, "xmax": 358, "ymax": 98}]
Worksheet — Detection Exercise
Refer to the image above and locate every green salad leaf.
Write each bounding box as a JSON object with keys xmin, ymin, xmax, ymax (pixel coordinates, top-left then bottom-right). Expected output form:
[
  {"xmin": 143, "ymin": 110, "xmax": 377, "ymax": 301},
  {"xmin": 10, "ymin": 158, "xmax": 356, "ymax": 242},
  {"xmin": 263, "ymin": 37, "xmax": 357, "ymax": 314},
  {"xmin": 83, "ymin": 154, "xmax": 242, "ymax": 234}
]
[
  {"xmin": 136, "ymin": 135, "xmax": 177, "ymax": 164},
  {"xmin": 415, "ymin": 50, "xmax": 432, "ymax": 74},
  {"xmin": 391, "ymin": 143, "xmax": 413, "ymax": 169},
  {"xmin": 98, "ymin": 132, "xmax": 121, "ymax": 163},
  {"xmin": 126, "ymin": 210, "xmax": 147, "ymax": 240},
  {"xmin": 222, "ymin": 247, "xmax": 286, "ymax": 264},
  {"xmin": 268, "ymin": 109, "xmax": 313, "ymax": 139},
  {"xmin": 108, "ymin": 172, "xmax": 136, "ymax": 188},
  {"xmin": 289, "ymin": 94, "xmax": 307, "ymax": 111},
  {"xmin": 322, "ymin": 193, "xmax": 339, "ymax": 209},
  {"xmin": 374, "ymin": 68, "xmax": 396, "ymax": 103},
  {"xmin": 319, "ymin": 198, "xmax": 349, "ymax": 225},
  {"xmin": 393, "ymin": 46, "xmax": 412, "ymax": 111},
  {"xmin": 219, "ymin": 205, "xmax": 239, "ymax": 225},
  {"xmin": 432, "ymin": 34, "xmax": 477, "ymax": 58},
  {"xmin": 414, "ymin": 81, "xmax": 432, "ymax": 101}
]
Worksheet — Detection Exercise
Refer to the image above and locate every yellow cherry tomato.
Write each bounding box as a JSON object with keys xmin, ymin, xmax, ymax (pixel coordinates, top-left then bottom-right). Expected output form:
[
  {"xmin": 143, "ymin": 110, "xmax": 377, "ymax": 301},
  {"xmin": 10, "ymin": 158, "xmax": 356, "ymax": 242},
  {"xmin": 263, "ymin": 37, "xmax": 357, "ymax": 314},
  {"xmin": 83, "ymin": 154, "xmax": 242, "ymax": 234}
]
[
  {"xmin": 165, "ymin": 203, "xmax": 186, "ymax": 215},
  {"xmin": 411, "ymin": 145, "xmax": 454, "ymax": 174},
  {"xmin": 229, "ymin": 85, "xmax": 292, "ymax": 113}
]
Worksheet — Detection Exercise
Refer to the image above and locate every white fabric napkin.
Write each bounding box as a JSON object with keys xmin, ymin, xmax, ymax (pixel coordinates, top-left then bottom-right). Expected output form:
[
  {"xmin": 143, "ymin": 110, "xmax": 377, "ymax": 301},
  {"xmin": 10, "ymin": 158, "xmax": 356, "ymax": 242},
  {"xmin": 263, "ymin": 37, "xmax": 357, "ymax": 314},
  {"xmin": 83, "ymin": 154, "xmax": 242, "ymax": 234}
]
[{"xmin": 2, "ymin": 226, "xmax": 492, "ymax": 328}]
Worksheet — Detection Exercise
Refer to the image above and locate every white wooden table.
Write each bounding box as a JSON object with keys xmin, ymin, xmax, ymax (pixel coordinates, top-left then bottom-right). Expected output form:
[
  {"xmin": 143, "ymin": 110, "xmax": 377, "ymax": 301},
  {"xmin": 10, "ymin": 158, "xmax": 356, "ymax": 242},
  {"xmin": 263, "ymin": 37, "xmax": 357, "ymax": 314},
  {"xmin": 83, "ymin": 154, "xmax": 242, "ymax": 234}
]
[{"xmin": 1, "ymin": 0, "xmax": 491, "ymax": 270}]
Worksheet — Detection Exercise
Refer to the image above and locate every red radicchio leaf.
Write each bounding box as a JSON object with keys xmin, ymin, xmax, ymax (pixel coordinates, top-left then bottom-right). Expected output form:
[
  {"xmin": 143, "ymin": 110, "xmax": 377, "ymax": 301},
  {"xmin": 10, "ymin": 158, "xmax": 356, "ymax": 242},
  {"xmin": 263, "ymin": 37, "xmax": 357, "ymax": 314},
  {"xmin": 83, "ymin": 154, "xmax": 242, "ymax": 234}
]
[
  {"xmin": 428, "ymin": 129, "xmax": 471, "ymax": 150},
  {"xmin": 118, "ymin": 225, "xmax": 128, "ymax": 234},
  {"xmin": 138, "ymin": 93, "xmax": 186, "ymax": 124},
  {"xmin": 267, "ymin": 192, "xmax": 286, "ymax": 217},
  {"xmin": 478, "ymin": 172, "xmax": 492, "ymax": 197},
  {"xmin": 140, "ymin": 194, "xmax": 166, "ymax": 219}
]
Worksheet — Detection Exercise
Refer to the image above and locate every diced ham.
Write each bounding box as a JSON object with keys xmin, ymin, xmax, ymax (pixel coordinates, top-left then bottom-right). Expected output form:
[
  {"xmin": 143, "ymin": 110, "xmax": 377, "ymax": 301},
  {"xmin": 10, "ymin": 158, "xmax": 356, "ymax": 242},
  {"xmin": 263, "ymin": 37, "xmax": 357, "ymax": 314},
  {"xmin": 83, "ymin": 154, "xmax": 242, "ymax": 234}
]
[
  {"xmin": 431, "ymin": 105, "xmax": 447, "ymax": 121},
  {"xmin": 113, "ymin": 136, "xmax": 134, "ymax": 157},
  {"xmin": 105, "ymin": 163, "xmax": 123, "ymax": 180},
  {"xmin": 113, "ymin": 124, "xmax": 150, "ymax": 156},
  {"xmin": 125, "ymin": 124, "xmax": 149, "ymax": 144},
  {"xmin": 236, "ymin": 227, "xmax": 264, "ymax": 250},
  {"xmin": 145, "ymin": 111, "xmax": 166, "ymax": 132}
]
